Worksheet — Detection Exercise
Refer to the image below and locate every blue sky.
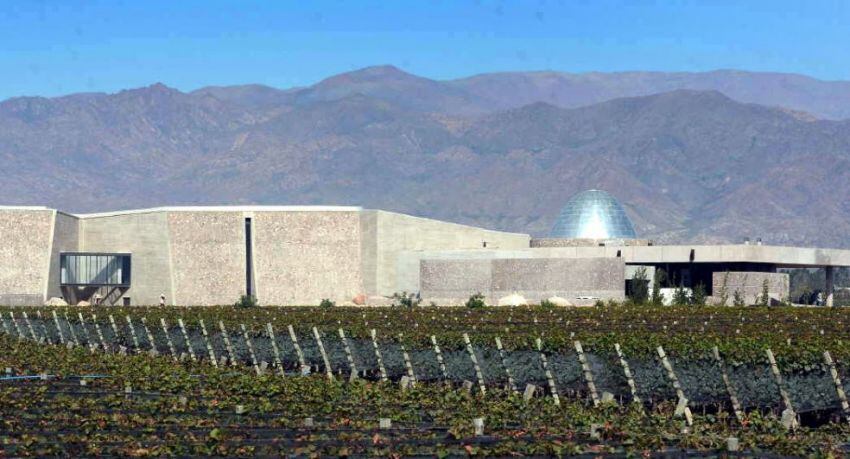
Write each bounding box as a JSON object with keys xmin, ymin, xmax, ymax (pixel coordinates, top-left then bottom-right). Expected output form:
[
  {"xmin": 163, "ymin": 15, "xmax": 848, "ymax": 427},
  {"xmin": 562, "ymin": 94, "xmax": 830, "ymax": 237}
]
[{"xmin": 1, "ymin": 0, "xmax": 848, "ymax": 100}]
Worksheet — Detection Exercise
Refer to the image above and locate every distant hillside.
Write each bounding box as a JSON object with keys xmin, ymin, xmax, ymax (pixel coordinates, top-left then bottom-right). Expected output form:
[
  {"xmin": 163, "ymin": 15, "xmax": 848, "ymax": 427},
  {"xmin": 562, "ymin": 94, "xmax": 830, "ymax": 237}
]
[{"xmin": 1, "ymin": 66, "xmax": 850, "ymax": 248}]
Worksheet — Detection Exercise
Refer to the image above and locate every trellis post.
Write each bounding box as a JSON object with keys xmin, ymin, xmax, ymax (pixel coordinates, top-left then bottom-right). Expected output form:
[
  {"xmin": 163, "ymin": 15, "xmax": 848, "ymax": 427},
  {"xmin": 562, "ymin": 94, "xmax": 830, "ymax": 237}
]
[
  {"xmin": 536, "ymin": 337, "xmax": 560, "ymax": 406},
  {"xmin": 370, "ymin": 329, "xmax": 388, "ymax": 382},
  {"xmin": 125, "ymin": 316, "xmax": 141, "ymax": 352},
  {"xmin": 765, "ymin": 348, "xmax": 798, "ymax": 430},
  {"xmin": 241, "ymin": 324, "xmax": 261, "ymax": 375},
  {"xmin": 178, "ymin": 318, "xmax": 197, "ymax": 362},
  {"xmin": 312, "ymin": 327, "xmax": 333, "ymax": 381},
  {"xmin": 398, "ymin": 333, "xmax": 416, "ymax": 387},
  {"xmin": 495, "ymin": 337, "xmax": 516, "ymax": 392},
  {"xmin": 575, "ymin": 340, "xmax": 600, "ymax": 406},
  {"xmin": 463, "ymin": 333, "xmax": 486, "ymax": 395},
  {"xmin": 614, "ymin": 343, "xmax": 640, "ymax": 405},
  {"xmin": 218, "ymin": 321, "xmax": 238, "ymax": 366},
  {"xmin": 712, "ymin": 346, "xmax": 744, "ymax": 424},
  {"xmin": 266, "ymin": 323, "xmax": 284, "ymax": 376},
  {"xmin": 430, "ymin": 335, "xmax": 449, "ymax": 381},
  {"xmin": 288, "ymin": 325, "xmax": 308, "ymax": 373},
  {"xmin": 657, "ymin": 346, "xmax": 692, "ymax": 426},
  {"xmin": 199, "ymin": 319, "xmax": 217, "ymax": 367},
  {"xmin": 159, "ymin": 318, "xmax": 178, "ymax": 361}
]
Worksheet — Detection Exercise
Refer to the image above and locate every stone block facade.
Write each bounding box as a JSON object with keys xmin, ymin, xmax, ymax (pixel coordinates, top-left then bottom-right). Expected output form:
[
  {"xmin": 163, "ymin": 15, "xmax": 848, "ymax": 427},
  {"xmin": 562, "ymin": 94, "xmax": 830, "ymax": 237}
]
[
  {"xmin": 711, "ymin": 271, "xmax": 790, "ymax": 305},
  {"xmin": 421, "ymin": 257, "xmax": 625, "ymax": 305},
  {"xmin": 0, "ymin": 209, "xmax": 55, "ymax": 305}
]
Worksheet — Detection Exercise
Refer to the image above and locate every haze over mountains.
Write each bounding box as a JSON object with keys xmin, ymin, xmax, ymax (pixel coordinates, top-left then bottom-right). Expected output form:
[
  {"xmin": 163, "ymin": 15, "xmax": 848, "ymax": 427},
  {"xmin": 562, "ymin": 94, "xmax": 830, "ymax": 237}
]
[{"xmin": 2, "ymin": 66, "xmax": 850, "ymax": 247}]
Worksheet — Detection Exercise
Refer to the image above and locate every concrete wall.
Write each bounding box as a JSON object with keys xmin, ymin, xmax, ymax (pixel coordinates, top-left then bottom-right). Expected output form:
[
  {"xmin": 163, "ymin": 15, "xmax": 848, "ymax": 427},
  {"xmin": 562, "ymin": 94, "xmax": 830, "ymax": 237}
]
[
  {"xmin": 367, "ymin": 210, "xmax": 531, "ymax": 296},
  {"xmin": 0, "ymin": 208, "xmax": 54, "ymax": 305},
  {"xmin": 421, "ymin": 257, "xmax": 625, "ymax": 305},
  {"xmin": 711, "ymin": 271, "xmax": 790, "ymax": 305},
  {"xmin": 254, "ymin": 211, "xmax": 361, "ymax": 305},
  {"xmin": 45, "ymin": 212, "xmax": 79, "ymax": 299},
  {"xmin": 81, "ymin": 212, "xmax": 173, "ymax": 305},
  {"xmin": 167, "ymin": 211, "xmax": 245, "ymax": 306}
]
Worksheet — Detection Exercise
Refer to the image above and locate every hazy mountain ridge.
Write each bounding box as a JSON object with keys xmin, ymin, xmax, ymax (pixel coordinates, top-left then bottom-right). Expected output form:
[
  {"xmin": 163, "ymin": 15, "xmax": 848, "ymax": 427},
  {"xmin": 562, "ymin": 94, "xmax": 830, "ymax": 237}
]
[{"xmin": 2, "ymin": 66, "xmax": 850, "ymax": 248}]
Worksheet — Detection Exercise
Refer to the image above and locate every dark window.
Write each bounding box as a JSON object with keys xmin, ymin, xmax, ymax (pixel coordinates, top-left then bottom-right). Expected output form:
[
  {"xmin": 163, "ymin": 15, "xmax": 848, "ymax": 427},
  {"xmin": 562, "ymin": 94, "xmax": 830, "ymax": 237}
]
[
  {"xmin": 245, "ymin": 218, "xmax": 254, "ymax": 297},
  {"xmin": 123, "ymin": 297, "xmax": 131, "ymax": 306}
]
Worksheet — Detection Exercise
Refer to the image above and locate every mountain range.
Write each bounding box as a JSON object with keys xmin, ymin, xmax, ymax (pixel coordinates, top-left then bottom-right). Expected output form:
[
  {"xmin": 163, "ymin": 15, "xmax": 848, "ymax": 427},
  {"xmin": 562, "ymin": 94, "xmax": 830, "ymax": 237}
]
[{"xmin": 2, "ymin": 65, "xmax": 849, "ymax": 248}]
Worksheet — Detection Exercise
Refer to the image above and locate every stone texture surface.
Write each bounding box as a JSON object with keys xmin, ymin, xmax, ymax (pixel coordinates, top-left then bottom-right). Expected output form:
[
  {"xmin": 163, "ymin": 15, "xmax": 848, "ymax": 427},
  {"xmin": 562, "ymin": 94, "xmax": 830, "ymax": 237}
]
[
  {"xmin": 531, "ymin": 238, "xmax": 652, "ymax": 248},
  {"xmin": 712, "ymin": 271, "xmax": 790, "ymax": 305},
  {"xmin": 46, "ymin": 212, "xmax": 79, "ymax": 299},
  {"xmin": 81, "ymin": 211, "xmax": 174, "ymax": 305},
  {"xmin": 167, "ymin": 211, "xmax": 245, "ymax": 306},
  {"xmin": 421, "ymin": 257, "xmax": 625, "ymax": 305},
  {"xmin": 0, "ymin": 209, "xmax": 53, "ymax": 305},
  {"xmin": 253, "ymin": 211, "xmax": 361, "ymax": 305}
]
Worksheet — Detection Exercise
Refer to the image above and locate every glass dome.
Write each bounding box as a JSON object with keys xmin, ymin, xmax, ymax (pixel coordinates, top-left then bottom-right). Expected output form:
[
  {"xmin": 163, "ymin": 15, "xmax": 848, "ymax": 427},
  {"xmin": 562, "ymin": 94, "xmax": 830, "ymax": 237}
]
[{"xmin": 549, "ymin": 190, "xmax": 637, "ymax": 239}]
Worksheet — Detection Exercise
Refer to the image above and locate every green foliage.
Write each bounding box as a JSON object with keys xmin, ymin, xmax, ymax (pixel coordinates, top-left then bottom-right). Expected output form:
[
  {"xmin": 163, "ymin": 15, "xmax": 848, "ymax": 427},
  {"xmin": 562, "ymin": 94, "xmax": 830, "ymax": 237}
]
[
  {"xmin": 465, "ymin": 292, "xmax": 486, "ymax": 309},
  {"xmin": 628, "ymin": 267, "xmax": 649, "ymax": 305},
  {"xmin": 717, "ymin": 271, "xmax": 730, "ymax": 306},
  {"xmin": 391, "ymin": 291, "xmax": 420, "ymax": 308},
  {"xmin": 539, "ymin": 298, "xmax": 556, "ymax": 308},
  {"xmin": 759, "ymin": 278, "xmax": 770, "ymax": 307},
  {"xmin": 234, "ymin": 294, "xmax": 258, "ymax": 308},
  {"xmin": 650, "ymin": 268, "xmax": 666, "ymax": 306},
  {"xmin": 319, "ymin": 298, "xmax": 336, "ymax": 308},
  {"xmin": 732, "ymin": 289, "xmax": 746, "ymax": 307},
  {"xmin": 593, "ymin": 299, "xmax": 605, "ymax": 308},
  {"xmin": 672, "ymin": 284, "xmax": 690, "ymax": 306},
  {"xmin": 692, "ymin": 282, "xmax": 707, "ymax": 306}
]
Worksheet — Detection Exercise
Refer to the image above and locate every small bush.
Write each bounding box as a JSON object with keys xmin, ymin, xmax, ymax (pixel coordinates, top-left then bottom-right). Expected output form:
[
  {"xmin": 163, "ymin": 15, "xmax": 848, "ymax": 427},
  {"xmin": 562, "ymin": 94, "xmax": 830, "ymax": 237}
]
[
  {"xmin": 319, "ymin": 298, "xmax": 335, "ymax": 308},
  {"xmin": 733, "ymin": 289, "xmax": 746, "ymax": 307},
  {"xmin": 234, "ymin": 295, "xmax": 258, "ymax": 309},
  {"xmin": 391, "ymin": 291, "xmax": 420, "ymax": 308},
  {"xmin": 465, "ymin": 293, "xmax": 486, "ymax": 309},
  {"xmin": 539, "ymin": 299, "xmax": 556, "ymax": 308},
  {"xmin": 594, "ymin": 300, "xmax": 605, "ymax": 308}
]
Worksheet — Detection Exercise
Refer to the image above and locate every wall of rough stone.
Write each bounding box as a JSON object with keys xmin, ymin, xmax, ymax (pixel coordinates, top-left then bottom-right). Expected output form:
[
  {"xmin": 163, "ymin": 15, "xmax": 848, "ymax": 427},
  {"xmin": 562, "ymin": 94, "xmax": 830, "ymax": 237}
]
[
  {"xmin": 711, "ymin": 271, "xmax": 790, "ymax": 305},
  {"xmin": 167, "ymin": 211, "xmax": 245, "ymax": 306},
  {"xmin": 0, "ymin": 209, "xmax": 54, "ymax": 305},
  {"xmin": 421, "ymin": 257, "xmax": 625, "ymax": 305},
  {"xmin": 81, "ymin": 211, "xmax": 173, "ymax": 305},
  {"xmin": 369, "ymin": 210, "xmax": 530, "ymax": 296},
  {"xmin": 253, "ymin": 211, "xmax": 361, "ymax": 305},
  {"xmin": 45, "ymin": 212, "xmax": 79, "ymax": 300}
]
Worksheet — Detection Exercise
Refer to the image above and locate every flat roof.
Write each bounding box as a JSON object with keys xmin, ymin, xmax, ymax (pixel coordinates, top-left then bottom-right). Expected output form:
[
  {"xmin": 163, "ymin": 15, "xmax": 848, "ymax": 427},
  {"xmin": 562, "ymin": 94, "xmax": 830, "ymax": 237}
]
[
  {"xmin": 412, "ymin": 244, "xmax": 850, "ymax": 268},
  {"xmin": 71, "ymin": 205, "xmax": 363, "ymax": 219}
]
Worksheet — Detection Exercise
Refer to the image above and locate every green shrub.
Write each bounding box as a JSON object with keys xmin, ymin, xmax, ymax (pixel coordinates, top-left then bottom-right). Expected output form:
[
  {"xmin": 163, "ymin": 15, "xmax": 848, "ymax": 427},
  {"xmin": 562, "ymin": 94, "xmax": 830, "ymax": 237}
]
[
  {"xmin": 692, "ymin": 283, "xmax": 707, "ymax": 306},
  {"xmin": 650, "ymin": 268, "xmax": 666, "ymax": 306},
  {"xmin": 234, "ymin": 295, "xmax": 258, "ymax": 309},
  {"xmin": 465, "ymin": 293, "xmax": 486, "ymax": 309},
  {"xmin": 539, "ymin": 298, "xmax": 556, "ymax": 308},
  {"xmin": 672, "ymin": 285, "xmax": 690, "ymax": 306},
  {"xmin": 391, "ymin": 291, "xmax": 420, "ymax": 308},
  {"xmin": 594, "ymin": 299, "xmax": 605, "ymax": 308},
  {"xmin": 759, "ymin": 279, "xmax": 770, "ymax": 307},
  {"xmin": 319, "ymin": 298, "xmax": 336, "ymax": 308},
  {"xmin": 733, "ymin": 289, "xmax": 746, "ymax": 307},
  {"xmin": 628, "ymin": 267, "xmax": 649, "ymax": 305}
]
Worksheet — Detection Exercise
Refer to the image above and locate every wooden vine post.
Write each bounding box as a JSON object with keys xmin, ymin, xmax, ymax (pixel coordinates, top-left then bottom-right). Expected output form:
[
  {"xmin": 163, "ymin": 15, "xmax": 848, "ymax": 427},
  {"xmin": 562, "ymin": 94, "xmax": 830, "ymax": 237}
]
[
  {"xmin": 765, "ymin": 348, "xmax": 798, "ymax": 430},
  {"xmin": 36, "ymin": 310, "xmax": 51, "ymax": 344},
  {"xmin": 398, "ymin": 333, "xmax": 417, "ymax": 386},
  {"xmin": 218, "ymin": 321, "xmax": 238, "ymax": 366},
  {"xmin": 287, "ymin": 325, "xmax": 308, "ymax": 373},
  {"xmin": 159, "ymin": 318, "xmax": 178, "ymax": 361},
  {"xmin": 52, "ymin": 311, "xmax": 65, "ymax": 345},
  {"xmin": 78, "ymin": 312, "xmax": 95, "ymax": 352},
  {"xmin": 711, "ymin": 346, "xmax": 744, "ymax": 424},
  {"xmin": 266, "ymin": 323, "xmax": 284, "ymax": 376},
  {"xmin": 124, "ymin": 316, "xmax": 140, "ymax": 352},
  {"xmin": 370, "ymin": 329, "xmax": 388, "ymax": 382},
  {"xmin": 22, "ymin": 311, "xmax": 39, "ymax": 342},
  {"xmin": 823, "ymin": 351, "xmax": 850, "ymax": 425},
  {"xmin": 614, "ymin": 343, "xmax": 640, "ymax": 405},
  {"xmin": 536, "ymin": 337, "xmax": 560, "ymax": 406},
  {"xmin": 241, "ymin": 324, "xmax": 261, "ymax": 375},
  {"xmin": 177, "ymin": 318, "xmax": 197, "ymax": 362},
  {"xmin": 312, "ymin": 327, "xmax": 334, "ymax": 381},
  {"xmin": 495, "ymin": 336, "xmax": 516, "ymax": 392},
  {"xmin": 10, "ymin": 312, "xmax": 24, "ymax": 339},
  {"xmin": 0, "ymin": 313, "xmax": 10, "ymax": 336},
  {"xmin": 338, "ymin": 328, "xmax": 358, "ymax": 381},
  {"xmin": 430, "ymin": 335, "xmax": 449, "ymax": 381},
  {"xmin": 141, "ymin": 317, "xmax": 158, "ymax": 355},
  {"xmin": 65, "ymin": 312, "xmax": 80, "ymax": 347},
  {"xmin": 92, "ymin": 314, "xmax": 109, "ymax": 352},
  {"xmin": 463, "ymin": 333, "xmax": 487, "ymax": 395},
  {"xmin": 657, "ymin": 346, "xmax": 693, "ymax": 426},
  {"xmin": 574, "ymin": 340, "xmax": 600, "ymax": 406},
  {"xmin": 199, "ymin": 319, "xmax": 218, "ymax": 367},
  {"xmin": 108, "ymin": 315, "xmax": 121, "ymax": 345}
]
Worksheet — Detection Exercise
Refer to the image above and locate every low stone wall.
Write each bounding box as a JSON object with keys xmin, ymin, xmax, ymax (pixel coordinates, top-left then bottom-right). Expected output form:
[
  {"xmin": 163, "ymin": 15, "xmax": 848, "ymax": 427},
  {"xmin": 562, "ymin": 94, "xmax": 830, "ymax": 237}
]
[
  {"xmin": 421, "ymin": 257, "xmax": 625, "ymax": 305},
  {"xmin": 711, "ymin": 271, "xmax": 790, "ymax": 305}
]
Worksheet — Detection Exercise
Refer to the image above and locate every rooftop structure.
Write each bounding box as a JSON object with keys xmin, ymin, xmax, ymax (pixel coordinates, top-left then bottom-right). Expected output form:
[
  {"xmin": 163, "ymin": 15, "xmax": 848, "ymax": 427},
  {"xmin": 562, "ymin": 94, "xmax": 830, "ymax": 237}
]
[{"xmin": 549, "ymin": 190, "xmax": 637, "ymax": 239}]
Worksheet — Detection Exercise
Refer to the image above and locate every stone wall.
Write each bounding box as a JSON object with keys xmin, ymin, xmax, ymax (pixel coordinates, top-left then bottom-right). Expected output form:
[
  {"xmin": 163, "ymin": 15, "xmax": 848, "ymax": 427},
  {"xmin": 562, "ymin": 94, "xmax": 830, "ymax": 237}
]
[
  {"xmin": 531, "ymin": 238, "xmax": 652, "ymax": 248},
  {"xmin": 421, "ymin": 257, "xmax": 625, "ymax": 305},
  {"xmin": 46, "ymin": 212, "xmax": 79, "ymax": 299},
  {"xmin": 253, "ymin": 211, "xmax": 361, "ymax": 305},
  {"xmin": 81, "ymin": 211, "xmax": 174, "ymax": 305},
  {"xmin": 711, "ymin": 271, "xmax": 790, "ymax": 305},
  {"xmin": 167, "ymin": 211, "xmax": 245, "ymax": 306},
  {"xmin": 369, "ymin": 210, "xmax": 531, "ymax": 296},
  {"xmin": 0, "ymin": 209, "xmax": 53, "ymax": 305}
]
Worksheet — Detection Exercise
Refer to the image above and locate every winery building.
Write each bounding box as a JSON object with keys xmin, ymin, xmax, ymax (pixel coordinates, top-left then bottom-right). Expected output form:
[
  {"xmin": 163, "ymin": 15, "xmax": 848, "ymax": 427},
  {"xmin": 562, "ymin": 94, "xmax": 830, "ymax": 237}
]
[{"xmin": 1, "ymin": 191, "xmax": 848, "ymax": 306}]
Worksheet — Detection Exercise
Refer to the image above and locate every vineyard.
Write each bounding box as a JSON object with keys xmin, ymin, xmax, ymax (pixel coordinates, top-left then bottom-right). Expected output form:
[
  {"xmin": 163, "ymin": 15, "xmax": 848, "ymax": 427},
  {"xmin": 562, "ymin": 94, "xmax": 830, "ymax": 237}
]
[{"xmin": 2, "ymin": 304, "xmax": 850, "ymax": 456}]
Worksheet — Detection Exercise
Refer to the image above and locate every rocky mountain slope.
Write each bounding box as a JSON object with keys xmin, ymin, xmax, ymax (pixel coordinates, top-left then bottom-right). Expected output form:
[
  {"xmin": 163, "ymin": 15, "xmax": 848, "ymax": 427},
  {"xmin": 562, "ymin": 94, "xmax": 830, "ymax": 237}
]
[{"xmin": 2, "ymin": 66, "xmax": 849, "ymax": 247}]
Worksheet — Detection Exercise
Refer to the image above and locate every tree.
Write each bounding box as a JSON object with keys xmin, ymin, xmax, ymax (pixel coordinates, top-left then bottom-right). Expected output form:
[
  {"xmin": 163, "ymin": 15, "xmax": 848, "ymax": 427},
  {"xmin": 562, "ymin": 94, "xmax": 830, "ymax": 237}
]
[
  {"xmin": 651, "ymin": 268, "xmax": 666, "ymax": 306},
  {"xmin": 692, "ymin": 282, "xmax": 707, "ymax": 306},
  {"xmin": 629, "ymin": 267, "xmax": 649, "ymax": 305},
  {"xmin": 733, "ymin": 289, "xmax": 746, "ymax": 307},
  {"xmin": 759, "ymin": 278, "xmax": 770, "ymax": 307},
  {"xmin": 672, "ymin": 284, "xmax": 690, "ymax": 306},
  {"xmin": 717, "ymin": 271, "xmax": 730, "ymax": 306}
]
